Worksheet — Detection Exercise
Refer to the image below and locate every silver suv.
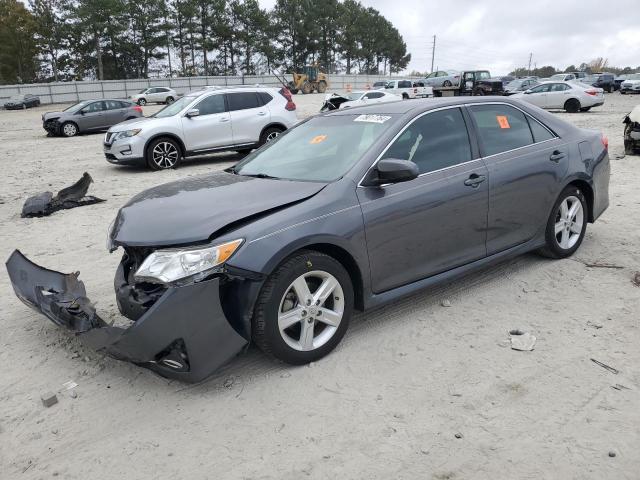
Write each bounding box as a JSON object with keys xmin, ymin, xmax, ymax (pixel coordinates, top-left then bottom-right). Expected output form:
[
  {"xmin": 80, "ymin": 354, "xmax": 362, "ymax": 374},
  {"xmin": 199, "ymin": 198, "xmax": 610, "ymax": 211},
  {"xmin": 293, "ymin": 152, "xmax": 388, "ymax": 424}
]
[
  {"xmin": 130, "ymin": 87, "xmax": 178, "ymax": 105},
  {"xmin": 104, "ymin": 86, "xmax": 298, "ymax": 170}
]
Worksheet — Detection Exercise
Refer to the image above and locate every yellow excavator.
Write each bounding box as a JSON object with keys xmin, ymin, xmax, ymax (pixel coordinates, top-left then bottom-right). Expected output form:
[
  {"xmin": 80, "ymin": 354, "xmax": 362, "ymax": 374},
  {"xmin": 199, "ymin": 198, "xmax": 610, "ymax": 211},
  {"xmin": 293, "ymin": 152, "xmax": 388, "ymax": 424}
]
[{"xmin": 273, "ymin": 65, "xmax": 329, "ymax": 94}]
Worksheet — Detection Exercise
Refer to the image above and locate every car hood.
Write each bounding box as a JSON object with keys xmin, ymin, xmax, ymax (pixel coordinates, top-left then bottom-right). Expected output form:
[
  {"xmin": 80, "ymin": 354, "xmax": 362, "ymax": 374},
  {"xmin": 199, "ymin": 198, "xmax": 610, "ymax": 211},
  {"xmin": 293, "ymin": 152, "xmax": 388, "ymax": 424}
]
[
  {"xmin": 110, "ymin": 171, "xmax": 327, "ymax": 247},
  {"xmin": 108, "ymin": 117, "xmax": 151, "ymax": 132},
  {"xmin": 43, "ymin": 111, "xmax": 66, "ymax": 120},
  {"xmin": 623, "ymin": 79, "xmax": 640, "ymax": 85}
]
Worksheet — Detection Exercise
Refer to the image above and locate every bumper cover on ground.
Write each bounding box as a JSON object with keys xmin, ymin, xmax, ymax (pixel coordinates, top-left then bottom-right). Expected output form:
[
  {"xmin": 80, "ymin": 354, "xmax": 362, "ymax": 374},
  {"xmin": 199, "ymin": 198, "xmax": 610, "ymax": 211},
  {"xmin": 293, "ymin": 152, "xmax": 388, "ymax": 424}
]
[{"xmin": 6, "ymin": 250, "xmax": 248, "ymax": 382}]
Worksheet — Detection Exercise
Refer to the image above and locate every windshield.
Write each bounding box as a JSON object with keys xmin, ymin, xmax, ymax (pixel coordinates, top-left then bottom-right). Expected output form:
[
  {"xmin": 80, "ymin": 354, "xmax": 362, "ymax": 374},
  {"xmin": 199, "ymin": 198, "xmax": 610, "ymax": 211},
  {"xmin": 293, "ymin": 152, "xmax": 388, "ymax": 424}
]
[
  {"xmin": 506, "ymin": 80, "xmax": 524, "ymax": 89},
  {"xmin": 233, "ymin": 114, "xmax": 397, "ymax": 182},
  {"xmin": 63, "ymin": 101, "xmax": 90, "ymax": 113},
  {"xmin": 550, "ymin": 74, "xmax": 566, "ymax": 80},
  {"xmin": 153, "ymin": 95, "xmax": 195, "ymax": 118}
]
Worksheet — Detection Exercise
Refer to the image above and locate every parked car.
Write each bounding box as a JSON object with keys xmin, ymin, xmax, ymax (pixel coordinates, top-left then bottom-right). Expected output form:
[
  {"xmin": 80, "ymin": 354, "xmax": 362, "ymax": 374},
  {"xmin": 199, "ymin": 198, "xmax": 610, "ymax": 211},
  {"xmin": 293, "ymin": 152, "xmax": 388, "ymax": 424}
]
[
  {"xmin": 623, "ymin": 105, "xmax": 640, "ymax": 155},
  {"xmin": 433, "ymin": 70, "xmax": 495, "ymax": 96},
  {"xmin": 412, "ymin": 80, "xmax": 433, "ymax": 98},
  {"xmin": 320, "ymin": 90, "xmax": 400, "ymax": 111},
  {"xmin": 512, "ymin": 81, "xmax": 604, "ymax": 112},
  {"xmin": 104, "ymin": 86, "xmax": 297, "ymax": 170},
  {"xmin": 503, "ymin": 78, "xmax": 539, "ymax": 95},
  {"xmin": 549, "ymin": 73, "xmax": 576, "ymax": 82},
  {"xmin": 620, "ymin": 74, "xmax": 640, "ymax": 94},
  {"xmin": 7, "ymin": 96, "xmax": 610, "ymax": 382},
  {"xmin": 384, "ymin": 79, "xmax": 419, "ymax": 99},
  {"xmin": 568, "ymin": 71, "xmax": 587, "ymax": 79},
  {"xmin": 42, "ymin": 99, "xmax": 143, "ymax": 137},
  {"xmin": 372, "ymin": 81, "xmax": 387, "ymax": 89},
  {"xmin": 130, "ymin": 87, "xmax": 178, "ymax": 105},
  {"xmin": 4, "ymin": 94, "xmax": 40, "ymax": 110},
  {"xmin": 423, "ymin": 70, "xmax": 460, "ymax": 87},
  {"xmin": 614, "ymin": 75, "xmax": 628, "ymax": 91},
  {"xmin": 581, "ymin": 73, "xmax": 615, "ymax": 93}
]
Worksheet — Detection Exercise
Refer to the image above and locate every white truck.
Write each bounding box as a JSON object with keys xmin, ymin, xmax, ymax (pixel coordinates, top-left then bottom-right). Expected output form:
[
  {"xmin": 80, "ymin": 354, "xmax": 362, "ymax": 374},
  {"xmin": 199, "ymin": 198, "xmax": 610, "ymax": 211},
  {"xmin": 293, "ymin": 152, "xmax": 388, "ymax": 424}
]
[{"xmin": 383, "ymin": 79, "xmax": 433, "ymax": 99}]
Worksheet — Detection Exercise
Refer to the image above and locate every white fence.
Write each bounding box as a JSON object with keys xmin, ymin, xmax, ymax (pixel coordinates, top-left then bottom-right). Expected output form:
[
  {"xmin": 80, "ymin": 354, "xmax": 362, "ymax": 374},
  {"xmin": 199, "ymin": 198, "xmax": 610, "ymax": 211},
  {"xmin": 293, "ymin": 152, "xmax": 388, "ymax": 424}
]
[{"xmin": 0, "ymin": 74, "xmax": 414, "ymax": 105}]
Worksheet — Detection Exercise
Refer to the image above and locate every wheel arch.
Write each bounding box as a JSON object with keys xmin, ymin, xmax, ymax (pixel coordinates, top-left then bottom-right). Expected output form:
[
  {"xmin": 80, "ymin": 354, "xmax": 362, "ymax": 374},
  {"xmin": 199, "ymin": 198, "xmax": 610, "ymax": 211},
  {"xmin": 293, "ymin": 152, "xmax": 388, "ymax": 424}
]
[
  {"xmin": 143, "ymin": 133, "xmax": 186, "ymax": 158},
  {"xmin": 565, "ymin": 178, "xmax": 595, "ymax": 222},
  {"xmin": 260, "ymin": 122, "xmax": 287, "ymax": 138}
]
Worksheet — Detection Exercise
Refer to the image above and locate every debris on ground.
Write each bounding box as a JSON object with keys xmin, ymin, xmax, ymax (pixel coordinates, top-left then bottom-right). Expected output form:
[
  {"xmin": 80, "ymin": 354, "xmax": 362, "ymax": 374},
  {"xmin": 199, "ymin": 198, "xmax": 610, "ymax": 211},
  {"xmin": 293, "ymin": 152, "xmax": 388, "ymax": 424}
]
[
  {"xmin": 632, "ymin": 272, "xmax": 640, "ymax": 287},
  {"xmin": 62, "ymin": 380, "xmax": 78, "ymax": 391},
  {"xmin": 21, "ymin": 172, "xmax": 105, "ymax": 218},
  {"xmin": 611, "ymin": 384, "xmax": 630, "ymax": 391},
  {"xmin": 509, "ymin": 330, "xmax": 536, "ymax": 351},
  {"xmin": 41, "ymin": 392, "xmax": 58, "ymax": 408},
  {"xmin": 583, "ymin": 262, "xmax": 624, "ymax": 269},
  {"xmin": 586, "ymin": 320, "xmax": 603, "ymax": 329},
  {"xmin": 590, "ymin": 358, "xmax": 619, "ymax": 374},
  {"xmin": 441, "ymin": 299, "xmax": 452, "ymax": 307},
  {"xmin": 454, "ymin": 433, "xmax": 463, "ymax": 439},
  {"xmin": 609, "ymin": 451, "xmax": 617, "ymax": 458}
]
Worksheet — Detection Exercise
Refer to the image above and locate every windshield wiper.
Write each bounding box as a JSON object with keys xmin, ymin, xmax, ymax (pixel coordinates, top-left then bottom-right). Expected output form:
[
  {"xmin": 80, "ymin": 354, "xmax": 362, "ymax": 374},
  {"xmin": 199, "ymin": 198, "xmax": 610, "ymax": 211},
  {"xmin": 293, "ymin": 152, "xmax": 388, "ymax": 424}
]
[{"xmin": 239, "ymin": 172, "xmax": 281, "ymax": 180}]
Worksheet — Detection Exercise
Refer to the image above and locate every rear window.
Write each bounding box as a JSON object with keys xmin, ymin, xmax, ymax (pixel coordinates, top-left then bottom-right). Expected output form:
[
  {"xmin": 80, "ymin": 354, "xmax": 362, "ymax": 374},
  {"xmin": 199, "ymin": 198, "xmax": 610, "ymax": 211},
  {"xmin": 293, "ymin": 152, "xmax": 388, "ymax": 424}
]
[
  {"xmin": 227, "ymin": 92, "xmax": 260, "ymax": 111},
  {"xmin": 527, "ymin": 116, "xmax": 555, "ymax": 143},
  {"xmin": 469, "ymin": 104, "xmax": 534, "ymax": 156},
  {"xmin": 258, "ymin": 92, "xmax": 273, "ymax": 105}
]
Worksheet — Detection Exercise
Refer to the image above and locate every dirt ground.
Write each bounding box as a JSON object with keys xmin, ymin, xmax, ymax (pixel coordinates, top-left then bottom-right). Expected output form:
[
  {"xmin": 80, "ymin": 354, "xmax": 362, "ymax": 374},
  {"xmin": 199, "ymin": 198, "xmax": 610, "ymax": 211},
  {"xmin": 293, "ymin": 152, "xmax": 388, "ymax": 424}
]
[{"xmin": 1, "ymin": 92, "xmax": 639, "ymax": 479}]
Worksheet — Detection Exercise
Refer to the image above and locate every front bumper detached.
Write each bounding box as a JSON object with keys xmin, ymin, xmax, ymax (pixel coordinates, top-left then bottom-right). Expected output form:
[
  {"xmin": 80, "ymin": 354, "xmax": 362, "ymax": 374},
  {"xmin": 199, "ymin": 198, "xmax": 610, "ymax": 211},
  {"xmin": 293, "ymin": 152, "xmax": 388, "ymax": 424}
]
[{"xmin": 6, "ymin": 250, "xmax": 248, "ymax": 382}]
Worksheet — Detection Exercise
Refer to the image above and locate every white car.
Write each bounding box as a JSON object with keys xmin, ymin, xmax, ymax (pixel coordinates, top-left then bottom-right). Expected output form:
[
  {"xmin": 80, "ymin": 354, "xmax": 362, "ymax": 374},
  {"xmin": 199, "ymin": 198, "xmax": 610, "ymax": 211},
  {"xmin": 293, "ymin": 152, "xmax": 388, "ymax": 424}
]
[
  {"xmin": 620, "ymin": 73, "xmax": 640, "ymax": 94},
  {"xmin": 130, "ymin": 87, "xmax": 178, "ymax": 106},
  {"xmin": 104, "ymin": 86, "xmax": 298, "ymax": 170},
  {"xmin": 384, "ymin": 79, "xmax": 434, "ymax": 99},
  {"xmin": 512, "ymin": 81, "xmax": 604, "ymax": 113},
  {"xmin": 548, "ymin": 73, "xmax": 576, "ymax": 82}
]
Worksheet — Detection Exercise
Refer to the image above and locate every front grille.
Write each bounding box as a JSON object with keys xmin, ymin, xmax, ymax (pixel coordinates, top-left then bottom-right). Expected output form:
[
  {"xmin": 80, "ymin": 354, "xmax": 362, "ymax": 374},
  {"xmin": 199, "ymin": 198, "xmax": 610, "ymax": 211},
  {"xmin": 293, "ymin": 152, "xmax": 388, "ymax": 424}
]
[{"xmin": 104, "ymin": 132, "xmax": 114, "ymax": 144}]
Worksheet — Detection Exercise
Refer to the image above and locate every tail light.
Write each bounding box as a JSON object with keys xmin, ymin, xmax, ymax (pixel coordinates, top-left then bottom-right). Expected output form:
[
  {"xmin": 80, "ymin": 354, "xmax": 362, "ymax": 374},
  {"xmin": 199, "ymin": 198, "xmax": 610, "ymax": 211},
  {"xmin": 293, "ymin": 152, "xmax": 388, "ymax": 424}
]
[
  {"xmin": 601, "ymin": 135, "xmax": 608, "ymax": 150},
  {"xmin": 279, "ymin": 88, "xmax": 296, "ymax": 111},
  {"xmin": 133, "ymin": 105, "xmax": 143, "ymax": 113},
  {"xmin": 585, "ymin": 90, "xmax": 598, "ymax": 96},
  {"xmin": 414, "ymin": 88, "xmax": 418, "ymax": 93}
]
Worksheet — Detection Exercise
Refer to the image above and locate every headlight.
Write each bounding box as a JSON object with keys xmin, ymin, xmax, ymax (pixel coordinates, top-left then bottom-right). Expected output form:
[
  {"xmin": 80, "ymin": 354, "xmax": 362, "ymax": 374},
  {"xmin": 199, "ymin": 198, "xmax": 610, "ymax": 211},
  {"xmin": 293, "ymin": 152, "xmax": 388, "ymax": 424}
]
[
  {"xmin": 112, "ymin": 129, "xmax": 141, "ymax": 141},
  {"xmin": 106, "ymin": 219, "xmax": 116, "ymax": 252},
  {"xmin": 134, "ymin": 239, "xmax": 243, "ymax": 284}
]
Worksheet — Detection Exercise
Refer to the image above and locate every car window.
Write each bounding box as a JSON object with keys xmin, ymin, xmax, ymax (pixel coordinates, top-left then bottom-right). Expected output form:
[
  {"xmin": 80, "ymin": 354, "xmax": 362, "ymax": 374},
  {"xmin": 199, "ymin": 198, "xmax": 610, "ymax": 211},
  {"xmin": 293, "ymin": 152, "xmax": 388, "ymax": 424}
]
[
  {"xmin": 119, "ymin": 101, "xmax": 131, "ymax": 108},
  {"xmin": 529, "ymin": 84, "xmax": 550, "ymax": 93},
  {"xmin": 104, "ymin": 100, "xmax": 122, "ymax": 110},
  {"xmin": 366, "ymin": 92, "xmax": 384, "ymax": 99},
  {"xmin": 227, "ymin": 92, "xmax": 260, "ymax": 111},
  {"xmin": 257, "ymin": 92, "xmax": 273, "ymax": 105},
  {"xmin": 469, "ymin": 104, "xmax": 534, "ymax": 156},
  {"xmin": 195, "ymin": 94, "xmax": 226, "ymax": 115},
  {"xmin": 84, "ymin": 101, "xmax": 105, "ymax": 113},
  {"xmin": 384, "ymin": 108, "xmax": 472, "ymax": 174},
  {"xmin": 478, "ymin": 72, "xmax": 491, "ymax": 80},
  {"xmin": 398, "ymin": 80, "xmax": 412, "ymax": 88},
  {"xmin": 550, "ymin": 83, "xmax": 569, "ymax": 92},
  {"xmin": 527, "ymin": 116, "xmax": 555, "ymax": 143}
]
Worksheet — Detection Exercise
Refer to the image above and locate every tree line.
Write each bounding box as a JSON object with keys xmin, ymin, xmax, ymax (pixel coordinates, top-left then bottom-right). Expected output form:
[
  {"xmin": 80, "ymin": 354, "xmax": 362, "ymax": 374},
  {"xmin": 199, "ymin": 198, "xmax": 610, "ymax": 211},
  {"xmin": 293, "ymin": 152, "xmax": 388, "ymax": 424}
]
[
  {"xmin": 510, "ymin": 58, "xmax": 639, "ymax": 79},
  {"xmin": 0, "ymin": 0, "xmax": 411, "ymax": 84}
]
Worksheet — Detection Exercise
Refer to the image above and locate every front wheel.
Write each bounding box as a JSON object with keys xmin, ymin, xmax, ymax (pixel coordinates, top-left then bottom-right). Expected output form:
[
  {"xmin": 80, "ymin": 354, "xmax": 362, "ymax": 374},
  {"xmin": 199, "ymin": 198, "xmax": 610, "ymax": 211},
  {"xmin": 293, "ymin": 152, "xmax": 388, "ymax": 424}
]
[
  {"xmin": 443, "ymin": 80, "xmax": 452, "ymax": 87},
  {"xmin": 252, "ymin": 250, "xmax": 354, "ymax": 365},
  {"xmin": 61, "ymin": 121, "xmax": 78, "ymax": 137},
  {"xmin": 538, "ymin": 186, "xmax": 587, "ymax": 259},
  {"xmin": 137, "ymin": 98, "xmax": 147, "ymax": 106},
  {"xmin": 146, "ymin": 137, "xmax": 181, "ymax": 170}
]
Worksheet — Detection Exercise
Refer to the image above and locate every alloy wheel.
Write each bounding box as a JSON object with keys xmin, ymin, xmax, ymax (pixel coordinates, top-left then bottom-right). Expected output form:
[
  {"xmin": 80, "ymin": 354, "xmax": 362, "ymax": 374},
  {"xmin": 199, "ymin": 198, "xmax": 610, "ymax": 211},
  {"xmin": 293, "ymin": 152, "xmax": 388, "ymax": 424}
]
[
  {"xmin": 277, "ymin": 271, "xmax": 345, "ymax": 352},
  {"xmin": 554, "ymin": 195, "xmax": 584, "ymax": 249},
  {"xmin": 152, "ymin": 141, "xmax": 179, "ymax": 169},
  {"xmin": 266, "ymin": 131, "xmax": 280, "ymax": 142}
]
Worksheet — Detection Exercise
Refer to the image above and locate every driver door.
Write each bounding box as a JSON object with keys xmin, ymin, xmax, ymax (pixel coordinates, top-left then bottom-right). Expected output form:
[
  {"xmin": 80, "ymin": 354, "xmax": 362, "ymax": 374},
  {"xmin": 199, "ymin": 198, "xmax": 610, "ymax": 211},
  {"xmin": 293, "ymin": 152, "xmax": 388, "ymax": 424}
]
[
  {"xmin": 523, "ymin": 84, "xmax": 550, "ymax": 108},
  {"xmin": 357, "ymin": 107, "xmax": 489, "ymax": 293},
  {"xmin": 78, "ymin": 101, "xmax": 107, "ymax": 130},
  {"xmin": 181, "ymin": 93, "xmax": 232, "ymax": 151}
]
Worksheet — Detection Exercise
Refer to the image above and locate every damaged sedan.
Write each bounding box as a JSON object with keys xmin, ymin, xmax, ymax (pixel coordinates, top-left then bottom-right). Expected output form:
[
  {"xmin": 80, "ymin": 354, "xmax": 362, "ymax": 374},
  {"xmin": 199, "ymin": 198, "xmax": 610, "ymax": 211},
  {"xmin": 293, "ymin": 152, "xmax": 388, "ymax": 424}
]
[
  {"xmin": 624, "ymin": 105, "xmax": 640, "ymax": 155},
  {"xmin": 7, "ymin": 97, "xmax": 610, "ymax": 382}
]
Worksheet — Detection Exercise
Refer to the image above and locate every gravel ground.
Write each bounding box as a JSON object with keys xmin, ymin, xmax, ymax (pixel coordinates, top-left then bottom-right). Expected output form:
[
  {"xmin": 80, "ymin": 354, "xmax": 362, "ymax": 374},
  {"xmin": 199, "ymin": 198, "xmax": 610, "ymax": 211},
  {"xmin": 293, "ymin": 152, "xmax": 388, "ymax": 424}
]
[{"xmin": 1, "ymin": 92, "xmax": 639, "ymax": 479}]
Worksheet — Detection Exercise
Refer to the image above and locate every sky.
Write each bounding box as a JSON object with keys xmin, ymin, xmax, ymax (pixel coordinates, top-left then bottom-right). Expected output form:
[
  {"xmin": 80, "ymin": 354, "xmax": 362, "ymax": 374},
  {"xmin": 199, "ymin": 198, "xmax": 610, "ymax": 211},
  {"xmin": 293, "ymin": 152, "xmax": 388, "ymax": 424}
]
[{"xmin": 259, "ymin": 0, "xmax": 640, "ymax": 75}]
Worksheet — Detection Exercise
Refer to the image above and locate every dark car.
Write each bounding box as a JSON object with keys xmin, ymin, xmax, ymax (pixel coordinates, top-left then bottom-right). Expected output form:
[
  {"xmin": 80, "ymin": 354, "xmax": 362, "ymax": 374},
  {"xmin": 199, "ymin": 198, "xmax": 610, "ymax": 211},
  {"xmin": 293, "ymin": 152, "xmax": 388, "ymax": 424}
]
[
  {"xmin": 42, "ymin": 99, "xmax": 143, "ymax": 137},
  {"xmin": 504, "ymin": 78, "xmax": 539, "ymax": 95},
  {"xmin": 624, "ymin": 105, "xmax": 640, "ymax": 155},
  {"xmin": 7, "ymin": 97, "xmax": 610, "ymax": 382},
  {"xmin": 372, "ymin": 81, "xmax": 387, "ymax": 89},
  {"xmin": 4, "ymin": 94, "xmax": 40, "ymax": 110},
  {"xmin": 583, "ymin": 73, "xmax": 615, "ymax": 93}
]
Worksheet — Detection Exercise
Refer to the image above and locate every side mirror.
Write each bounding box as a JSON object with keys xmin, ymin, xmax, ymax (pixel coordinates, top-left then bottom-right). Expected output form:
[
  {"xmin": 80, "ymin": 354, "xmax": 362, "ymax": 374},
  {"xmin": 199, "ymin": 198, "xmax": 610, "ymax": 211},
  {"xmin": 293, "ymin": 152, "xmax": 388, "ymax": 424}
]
[
  {"xmin": 185, "ymin": 108, "xmax": 200, "ymax": 118},
  {"xmin": 79, "ymin": 109, "xmax": 86, "ymax": 115},
  {"xmin": 364, "ymin": 158, "xmax": 419, "ymax": 186}
]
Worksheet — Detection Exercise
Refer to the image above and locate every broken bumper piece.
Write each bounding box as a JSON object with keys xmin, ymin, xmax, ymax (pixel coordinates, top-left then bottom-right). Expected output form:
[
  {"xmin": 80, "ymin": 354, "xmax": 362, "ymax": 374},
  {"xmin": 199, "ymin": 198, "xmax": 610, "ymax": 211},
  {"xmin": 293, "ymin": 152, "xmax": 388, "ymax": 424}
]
[{"xmin": 6, "ymin": 250, "xmax": 248, "ymax": 382}]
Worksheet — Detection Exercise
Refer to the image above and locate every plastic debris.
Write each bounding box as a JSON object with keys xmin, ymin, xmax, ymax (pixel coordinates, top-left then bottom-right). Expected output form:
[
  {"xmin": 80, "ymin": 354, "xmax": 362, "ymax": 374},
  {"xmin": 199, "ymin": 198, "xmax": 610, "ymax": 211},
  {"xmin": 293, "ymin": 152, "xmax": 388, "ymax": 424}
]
[
  {"xmin": 441, "ymin": 299, "xmax": 452, "ymax": 307},
  {"xmin": 509, "ymin": 330, "xmax": 536, "ymax": 351},
  {"xmin": 591, "ymin": 358, "xmax": 619, "ymax": 374},
  {"xmin": 41, "ymin": 392, "xmax": 58, "ymax": 408}
]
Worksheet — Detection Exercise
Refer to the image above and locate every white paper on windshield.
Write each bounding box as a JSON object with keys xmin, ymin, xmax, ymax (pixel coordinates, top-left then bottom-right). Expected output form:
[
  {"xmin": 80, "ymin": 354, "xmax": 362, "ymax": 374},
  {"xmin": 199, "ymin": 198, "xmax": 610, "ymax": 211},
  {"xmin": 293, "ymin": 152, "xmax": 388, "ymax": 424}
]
[{"xmin": 354, "ymin": 114, "xmax": 391, "ymax": 124}]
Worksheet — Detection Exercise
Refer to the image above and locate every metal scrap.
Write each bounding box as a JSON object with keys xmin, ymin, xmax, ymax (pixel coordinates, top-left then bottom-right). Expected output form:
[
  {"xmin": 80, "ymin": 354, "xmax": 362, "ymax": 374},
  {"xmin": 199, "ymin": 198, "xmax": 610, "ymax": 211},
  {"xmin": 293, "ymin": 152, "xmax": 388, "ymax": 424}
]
[{"xmin": 590, "ymin": 358, "xmax": 619, "ymax": 374}]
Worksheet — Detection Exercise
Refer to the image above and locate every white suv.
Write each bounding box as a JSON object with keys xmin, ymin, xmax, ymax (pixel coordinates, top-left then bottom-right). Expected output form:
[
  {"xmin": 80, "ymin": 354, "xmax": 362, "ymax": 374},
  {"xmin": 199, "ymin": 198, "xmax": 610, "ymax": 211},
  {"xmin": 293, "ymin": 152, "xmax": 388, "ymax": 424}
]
[
  {"xmin": 104, "ymin": 86, "xmax": 298, "ymax": 170},
  {"xmin": 130, "ymin": 87, "xmax": 178, "ymax": 105}
]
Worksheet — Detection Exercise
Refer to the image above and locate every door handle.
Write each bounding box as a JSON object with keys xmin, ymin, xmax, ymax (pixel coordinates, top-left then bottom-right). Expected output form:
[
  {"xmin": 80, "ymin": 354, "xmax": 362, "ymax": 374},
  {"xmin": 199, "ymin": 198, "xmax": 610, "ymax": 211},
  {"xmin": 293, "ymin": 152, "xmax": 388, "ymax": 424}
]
[
  {"xmin": 220, "ymin": 117, "xmax": 230, "ymax": 123},
  {"xmin": 464, "ymin": 173, "xmax": 486, "ymax": 188},
  {"xmin": 257, "ymin": 111, "xmax": 267, "ymax": 116},
  {"xmin": 549, "ymin": 150, "xmax": 565, "ymax": 163}
]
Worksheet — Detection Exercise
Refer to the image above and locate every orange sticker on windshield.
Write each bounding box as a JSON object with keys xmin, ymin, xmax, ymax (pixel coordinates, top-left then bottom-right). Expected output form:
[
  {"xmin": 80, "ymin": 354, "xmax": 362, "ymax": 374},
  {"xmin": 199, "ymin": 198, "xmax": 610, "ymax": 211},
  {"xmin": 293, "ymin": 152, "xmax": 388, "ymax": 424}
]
[
  {"xmin": 310, "ymin": 135, "xmax": 327, "ymax": 144},
  {"xmin": 496, "ymin": 115, "xmax": 510, "ymax": 129}
]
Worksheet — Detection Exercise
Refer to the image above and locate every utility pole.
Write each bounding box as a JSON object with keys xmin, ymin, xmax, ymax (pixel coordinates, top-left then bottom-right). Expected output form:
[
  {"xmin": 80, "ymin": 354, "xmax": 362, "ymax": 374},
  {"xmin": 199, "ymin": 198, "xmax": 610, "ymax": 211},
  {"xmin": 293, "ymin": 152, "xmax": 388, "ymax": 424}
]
[
  {"xmin": 430, "ymin": 35, "xmax": 436, "ymax": 73},
  {"xmin": 528, "ymin": 53, "xmax": 532, "ymax": 75}
]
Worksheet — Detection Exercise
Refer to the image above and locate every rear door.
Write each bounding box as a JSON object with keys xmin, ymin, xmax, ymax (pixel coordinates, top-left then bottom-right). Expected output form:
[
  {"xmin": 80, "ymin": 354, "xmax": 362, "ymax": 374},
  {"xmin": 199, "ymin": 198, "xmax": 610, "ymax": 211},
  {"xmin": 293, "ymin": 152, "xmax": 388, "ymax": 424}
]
[
  {"xmin": 467, "ymin": 103, "xmax": 567, "ymax": 254},
  {"xmin": 103, "ymin": 100, "xmax": 127, "ymax": 126},
  {"xmin": 358, "ymin": 106, "xmax": 489, "ymax": 292},
  {"xmin": 181, "ymin": 93, "xmax": 232, "ymax": 151},
  {"xmin": 227, "ymin": 92, "xmax": 268, "ymax": 144}
]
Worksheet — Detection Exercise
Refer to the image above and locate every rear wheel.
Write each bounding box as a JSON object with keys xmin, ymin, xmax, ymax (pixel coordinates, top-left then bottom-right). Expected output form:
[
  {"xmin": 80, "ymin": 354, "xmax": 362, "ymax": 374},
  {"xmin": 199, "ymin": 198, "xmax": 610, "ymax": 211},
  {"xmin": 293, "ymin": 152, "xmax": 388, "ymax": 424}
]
[
  {"xmin": 259, "ymin": 126, "xmax": 283, "ymax": 146},
  {"xmin": 252, "ymin": 250, "xmax": 354, "ymax": 365},
  {"xmin": 443, "ymin": 80, "xmax": 452, "ymax": 87},
  {"xmin": 165, "ymin": 96, "xmax": 174, "ymax": 104},
  {"xmin": 302, "ymin": 82, "xmax": 313, "ymax": 94},
  {"xmin": 137, "ymin": 98, "xmax": 147, "ymax": 106},
  {"xmin": 580, "ymin": 107, "xmax": 591, "ymax": 112},
  {"xmin": 538, "ymin": 186, "xmax": 587, "ymax": 259},
  {"xmin": 61, "ymin": 122, "xmax": 78, "ymax": 137},
  {"xmin": 146, "ymin": 137, "xmax": 181, "ymax": 170},
  {"xmin": 317, "ymin": 80, "xmax": 327, "ymax": 93},
  {"xmin": 564, "ymin": 98, "xmax": 580, "ymax": 113}
]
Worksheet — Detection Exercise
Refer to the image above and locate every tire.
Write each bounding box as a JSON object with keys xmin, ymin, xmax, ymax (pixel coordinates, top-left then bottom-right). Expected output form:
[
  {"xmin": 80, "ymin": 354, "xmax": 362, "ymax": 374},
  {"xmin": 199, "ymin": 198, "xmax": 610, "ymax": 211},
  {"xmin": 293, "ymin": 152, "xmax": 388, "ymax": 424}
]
[
  {"xmin": 317, "ymin": 80, "xmax": 327, "ymax": 93},
  {"xmin": 564, "ymin": 98, "xmax": 580, "ymax": 113},
  {"xmin": 302, "ymin": 82, "xmax": 313, "ymax": 94},
  {"xmin": 237, "ymin": 148, "xmax": 253, "ymax": 155},
  {"xmin": 443, "ymin": 80, "xmax": 452, "ymax": 87},
  {"xmin": 402, "ymin": 93, "xmax": 409, "ymax": 99},
  {"xmin": 165, "ymin": 96, "xmax": 174, "ymax": 104},
  {"xmin": 137, "ymin": 98, "xmax": 147, "ymax": 106},
  {"xmin": 580, "ymin": 107, "xmax": 591, "ymax": 112},
  {"xmin": 472, "ymin": 88, "xmax": 485, "ymax": 96},
  {"xmin": 259, "ymin": 126, "xmax": 283, "ymax": 146},
  {"xmin": 252, "ymin": 250, "xmax": 354, "ymax": 365},
  {"xmin": 146, "ymin": 137, "xmax": 181, "ymax": 170},
  {"xmin": 621, "ymin": 91, "xmax": 626, "ymax": 95},
  {"xmin": 537, "ymin": 186, "xmax": 588, "ymax": 259},
  {"xmin": 61, "ymin": 121, "xmax": 78, "ymax": 137}
]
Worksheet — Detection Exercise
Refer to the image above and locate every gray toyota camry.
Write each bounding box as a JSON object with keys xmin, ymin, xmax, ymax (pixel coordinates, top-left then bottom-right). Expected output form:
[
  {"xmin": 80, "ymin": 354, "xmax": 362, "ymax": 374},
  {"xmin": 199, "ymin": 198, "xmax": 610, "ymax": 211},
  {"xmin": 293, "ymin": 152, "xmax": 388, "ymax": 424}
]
[{"xmin": 7, "ymin": 97, "xmax": 610, "ymax": 382}]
